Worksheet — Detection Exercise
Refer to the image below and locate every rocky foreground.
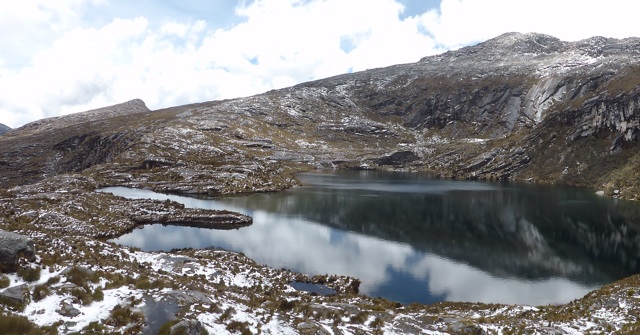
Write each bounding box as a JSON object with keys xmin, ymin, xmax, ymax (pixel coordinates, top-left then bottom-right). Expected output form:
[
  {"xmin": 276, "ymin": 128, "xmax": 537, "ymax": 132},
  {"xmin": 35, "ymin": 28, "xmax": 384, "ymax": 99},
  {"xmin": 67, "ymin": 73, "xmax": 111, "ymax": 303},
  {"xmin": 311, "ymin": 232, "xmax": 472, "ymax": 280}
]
[
  {"xmin": 0, "ymin": 32, "xmax": 640, "ymax": 334},
  {"xmin": 0, "ymin": 174, "xmax": 638, "ymax": 334}
]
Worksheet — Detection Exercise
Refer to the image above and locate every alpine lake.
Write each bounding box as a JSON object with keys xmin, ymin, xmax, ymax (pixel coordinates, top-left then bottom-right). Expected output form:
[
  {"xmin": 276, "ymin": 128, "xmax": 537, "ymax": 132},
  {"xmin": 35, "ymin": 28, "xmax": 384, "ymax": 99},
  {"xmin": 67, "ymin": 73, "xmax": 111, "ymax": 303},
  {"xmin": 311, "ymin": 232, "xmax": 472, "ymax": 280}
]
[{"xmin": 102, "ymin": 170, "xmax": 640, "ymax": 306}]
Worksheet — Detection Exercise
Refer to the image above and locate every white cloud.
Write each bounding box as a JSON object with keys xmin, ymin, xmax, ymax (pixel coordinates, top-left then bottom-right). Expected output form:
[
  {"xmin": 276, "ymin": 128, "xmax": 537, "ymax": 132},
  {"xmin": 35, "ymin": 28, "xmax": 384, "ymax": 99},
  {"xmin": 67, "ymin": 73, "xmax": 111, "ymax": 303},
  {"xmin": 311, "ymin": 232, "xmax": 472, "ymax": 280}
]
[
  {"xmin": 421, "ymin": 0, "xmax": 640, "ymax": 47},
  {"xmin": 1, "ymin": 0, "xmax": 640, "ymax": 128},
  {"xmin": 0, "ymin": 0, "xmax": 102, "ymax": 68},
  {"xmin": 0, "ymin": 0, "xmax": 442, "ymax": 128}
]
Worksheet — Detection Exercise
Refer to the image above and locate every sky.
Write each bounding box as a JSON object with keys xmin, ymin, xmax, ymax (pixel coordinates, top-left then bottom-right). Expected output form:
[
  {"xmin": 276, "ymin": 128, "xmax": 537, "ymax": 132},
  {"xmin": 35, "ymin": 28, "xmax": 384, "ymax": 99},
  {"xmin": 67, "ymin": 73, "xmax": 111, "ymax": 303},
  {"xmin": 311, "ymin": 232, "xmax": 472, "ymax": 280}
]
[{"xmin": 1, "ymin": 0, "xmax": 640, "ymax": 128}]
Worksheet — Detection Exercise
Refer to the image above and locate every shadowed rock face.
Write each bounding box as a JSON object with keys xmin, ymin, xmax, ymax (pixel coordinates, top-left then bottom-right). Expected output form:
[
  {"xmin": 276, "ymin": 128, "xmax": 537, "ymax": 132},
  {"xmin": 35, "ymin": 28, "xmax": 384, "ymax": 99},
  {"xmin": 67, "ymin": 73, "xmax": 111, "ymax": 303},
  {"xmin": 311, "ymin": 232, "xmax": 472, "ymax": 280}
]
[
  {"xmin": 0, "ymin": 33, "xmax": 640, "ymax": 198},
  {"xmin": 0, "ymin": 124, "xmax": 10, "ymax": 135},
  {"xmin": 0, "ymin": 230, "xmax": 35, "ymax": 272}
]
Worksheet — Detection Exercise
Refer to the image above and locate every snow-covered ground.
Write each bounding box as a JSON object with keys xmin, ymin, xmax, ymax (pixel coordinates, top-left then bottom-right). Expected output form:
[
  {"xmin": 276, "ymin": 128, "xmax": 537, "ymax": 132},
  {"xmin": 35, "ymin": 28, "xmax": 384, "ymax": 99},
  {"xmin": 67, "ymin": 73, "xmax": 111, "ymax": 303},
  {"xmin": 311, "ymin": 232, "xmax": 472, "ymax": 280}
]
[{"xmin": 0, "ymin": 229, "xmax": 637, "ymax": 335}]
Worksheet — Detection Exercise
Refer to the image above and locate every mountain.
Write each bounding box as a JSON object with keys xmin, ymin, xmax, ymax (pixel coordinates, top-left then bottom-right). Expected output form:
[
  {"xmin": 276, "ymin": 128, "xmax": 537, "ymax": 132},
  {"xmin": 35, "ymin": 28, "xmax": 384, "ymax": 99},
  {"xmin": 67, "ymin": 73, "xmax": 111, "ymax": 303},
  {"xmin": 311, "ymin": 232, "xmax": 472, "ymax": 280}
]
[
  {"xmin": 0, "ymin": 123, "xmax": 10, "ymax": 135},
  {"xmin": 1, "ymin": 32, "xmax": 640, "ymax": 199}
]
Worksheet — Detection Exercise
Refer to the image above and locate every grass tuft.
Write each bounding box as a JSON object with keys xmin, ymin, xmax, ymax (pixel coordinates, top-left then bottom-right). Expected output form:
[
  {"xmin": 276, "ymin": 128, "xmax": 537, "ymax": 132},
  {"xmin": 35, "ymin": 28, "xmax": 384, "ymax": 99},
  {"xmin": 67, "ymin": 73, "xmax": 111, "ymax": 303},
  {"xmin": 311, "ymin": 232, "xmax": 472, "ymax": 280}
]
[
  {"xmin": 32, "ymin": 284, "xmax": 50, "ymax": 302},
  {"xmin": 158, "ymin": 320, "xmax": 180, "ymax": 335},
  {"xmin": 92, "ymin": 287, "xmax": 104, "ymax": 302},
  {"xmin": 0, "ymin": 274, "xmax": 10, "ymax": 288},
  {"xmin": 226, "ymin": 320, "xmax": 251, "ymax": 335},
  {"xmin": 18, "ymin": 266, "xmax": 41, "ymax": 282},
  {"xmin": 105, "ymin": 305, "xmax": 144, "ymax": 327},
  {"xmin": 65, "ymin": 266, "xmax": 97, "ymax": 288},
  {"xmin": 0, "ymin": 314, "xmax": 44, "ymax": 335}
]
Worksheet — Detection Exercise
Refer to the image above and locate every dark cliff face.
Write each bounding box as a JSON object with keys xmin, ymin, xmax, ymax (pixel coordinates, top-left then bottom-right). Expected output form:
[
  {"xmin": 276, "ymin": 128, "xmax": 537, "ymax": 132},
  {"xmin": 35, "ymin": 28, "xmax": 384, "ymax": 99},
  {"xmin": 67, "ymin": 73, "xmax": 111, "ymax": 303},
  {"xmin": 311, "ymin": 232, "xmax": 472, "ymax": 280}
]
[
  {"xmin": 306, "ymin": 32, "xmax": 640, "ymax": 141},
  {"xmin": 1, "ymin": 33, "xmax": 640, "ymax": 198},
  {"xmin": 0, "ymin": 99, "xmax": 149, "ymax": 186},
  {"xmin": 288, "ymin": 32, "xmax": 640, "ymax": 195}
]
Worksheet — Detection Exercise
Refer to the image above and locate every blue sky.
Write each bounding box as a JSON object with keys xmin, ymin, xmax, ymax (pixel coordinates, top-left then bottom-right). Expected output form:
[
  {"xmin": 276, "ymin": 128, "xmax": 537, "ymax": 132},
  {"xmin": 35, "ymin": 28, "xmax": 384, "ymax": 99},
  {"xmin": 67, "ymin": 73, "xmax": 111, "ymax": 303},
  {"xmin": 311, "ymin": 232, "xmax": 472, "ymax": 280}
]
[
  {"xmin": 93, "ymin": 0, "xmax": 441, "ymax": 29},
  {"xmin": 87, "ymin": 1, "xmax": 244, "ymax": 29},
  {"xmin": 1, "ymin": 0, "xmax": 639, "ymax": 128}
]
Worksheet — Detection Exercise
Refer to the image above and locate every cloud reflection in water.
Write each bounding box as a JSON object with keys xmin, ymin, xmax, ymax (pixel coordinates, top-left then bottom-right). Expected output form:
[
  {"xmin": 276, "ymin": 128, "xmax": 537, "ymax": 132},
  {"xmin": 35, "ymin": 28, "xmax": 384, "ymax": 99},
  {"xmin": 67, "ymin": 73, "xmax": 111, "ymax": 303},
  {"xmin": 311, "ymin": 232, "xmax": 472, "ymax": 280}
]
[{"xmin": 109, "ymin": 186, "xmax": 597, "ymax": 305}]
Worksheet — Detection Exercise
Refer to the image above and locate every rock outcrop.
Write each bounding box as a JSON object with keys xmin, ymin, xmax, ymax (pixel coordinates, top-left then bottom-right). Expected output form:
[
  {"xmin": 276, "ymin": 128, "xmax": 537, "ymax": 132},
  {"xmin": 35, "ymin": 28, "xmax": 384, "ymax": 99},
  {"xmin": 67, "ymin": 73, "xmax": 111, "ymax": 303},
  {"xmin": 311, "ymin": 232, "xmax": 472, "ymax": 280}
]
[
  {"xmin": 0, "ymin": 284, "xmax": 29, "ymax": 310},
  {"xmin": 130, "ymin": 209, "xmax": 253, "ymax": 230},
  {"xmin": 0, "ymin": 231, "xmax": 36, "ymax": 272},
  {"xmin": 168, "ymin": 320, "xmax": 205, "ymax": 335}
]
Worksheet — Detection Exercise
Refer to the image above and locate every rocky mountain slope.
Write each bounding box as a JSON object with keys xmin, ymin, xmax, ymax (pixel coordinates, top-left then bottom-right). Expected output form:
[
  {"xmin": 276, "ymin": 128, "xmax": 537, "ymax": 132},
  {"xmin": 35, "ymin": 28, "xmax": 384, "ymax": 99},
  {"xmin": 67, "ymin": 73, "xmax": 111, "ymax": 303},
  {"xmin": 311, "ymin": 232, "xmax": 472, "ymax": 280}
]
[
  {"xmin": 1, "ymin": 32, "xmax": 639, "ymax": 199},
  {"xmin": 1, "ymin": 32, "xmax": 640, "ymax": 334},
  {"xmin": 0, "ymin": 123, "xmax": 11, "ymax": 135}
]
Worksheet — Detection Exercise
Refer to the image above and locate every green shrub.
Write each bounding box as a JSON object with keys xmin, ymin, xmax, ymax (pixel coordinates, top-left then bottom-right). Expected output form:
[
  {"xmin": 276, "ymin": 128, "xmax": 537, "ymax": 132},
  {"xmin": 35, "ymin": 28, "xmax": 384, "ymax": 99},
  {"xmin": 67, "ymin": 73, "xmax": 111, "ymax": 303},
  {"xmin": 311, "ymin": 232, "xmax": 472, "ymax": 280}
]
[
  {"xmin": 150, "ymin": 279, "xmax": 168, "ymax": 290},
  {"xmin": 45, "ymin": 276, "xmax": 60, "ymax": 286},
  {"xmin": 370, "ymin": 317, "xmax": 384, "ymax": 329},
  {"xmin": 0, "ymin": 314, "xmax": 44, "ymax": 335},
  {"xmin": 105, "ymin": 305, "xmax": 144, "ymax": 327},
  {"xmin": 40, "ymin": 252, "xmax": 66, "ymax": 267},
  {"xmin": 41, "ymin": 322, "xmax": 61, "ymax": 335},
  {"xmin": 158, "ymin": 320, "xmax": 180, "ymax": 335},
  {"xmin": 278, "ymin": 299, "xmax": 297, "ymax": 312},
  {"xmin": 82, "ymin": 321, "xmax": 106, "ymax": 332},
  {"xmin": 70, "ymin": 288, "xmax": 92, "ymax": 306},
  {"xmin": 0, "ymin": 274, "xmax": 10, "ymax": 288},
  {"xmin": 226, "ymin": 321, "xmax": 251, "ymax": 335},
  {"xmin": 32, "ymin": 284, "xmax": 51, "ymax": 302},
  {"xmin": 18, "ymin": 267, "xmax": 41, "ymax": 282},
  {"xmin": 134, "ymin": 277, "xmax": 151, "ymax": 290},
  {"xmin": 104, "ymin": 273, "xmax": 129, "ymax": 289},
  {"xmin": 65, "ymin": 267, "xmax": 97, "ymax": 288},
  {"xmin": 158, "ymin": 320, "xmax": 209, "ymax": 335},
  {"xmin": 208, "ymin": 303, "xmax": 222, "ymax": 313},
  {"xmin": 92, "ymin": 287, "xmax": 104, "ymax": 302},
  {"xmin": 218, "ymin": 307, "xmax": 235, "ymax": 323},
  {"xmin": 350, "ymin": 311, "xmax": 369, "ymax": 324}
]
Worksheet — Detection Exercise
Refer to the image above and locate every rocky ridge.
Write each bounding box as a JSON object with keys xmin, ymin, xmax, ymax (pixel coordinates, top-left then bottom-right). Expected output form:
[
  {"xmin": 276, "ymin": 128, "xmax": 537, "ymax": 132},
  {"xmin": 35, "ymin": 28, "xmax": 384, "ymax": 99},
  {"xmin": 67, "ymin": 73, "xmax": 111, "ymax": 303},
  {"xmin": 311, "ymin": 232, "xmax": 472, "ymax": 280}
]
[
  {"xmin": 1, "ymin": 32, "xmax": 640, "ymax": 334},
  {"xmin": 0, "ymin": 124, "xmax": 10, "ymax": 135},
  {"xmin": 1, "ymin": 33, "xmax": 639, "ymax": 198}
]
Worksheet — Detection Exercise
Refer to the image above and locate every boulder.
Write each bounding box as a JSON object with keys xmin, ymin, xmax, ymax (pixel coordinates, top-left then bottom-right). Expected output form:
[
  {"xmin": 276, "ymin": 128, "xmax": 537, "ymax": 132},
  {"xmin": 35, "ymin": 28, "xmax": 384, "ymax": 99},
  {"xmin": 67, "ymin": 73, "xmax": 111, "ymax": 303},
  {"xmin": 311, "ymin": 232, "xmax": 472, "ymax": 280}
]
[
  {"xmin": 57, "ymin": 301, "xmax": 82, "ymax": 317},
  {"xmin": 373, "ymin": 151, "xmax": 418, "ymax": 166},
  {"xmin": 167, "ymin": 290, "xmax": 213, "ymax": 305},
  {"xmin": 0, "ymin": 284, "xmax": 29, "ymax": 310},
  {"xmin": 140, "ymin": 158, "xmax": 175, "ymax": 170},
  {"xmin": 0, "ymin": 230, "xmax": 36, "ymax": 272},
  {"xmin": 169, "ymin": 320, "xmax": 205, "ymax": 335},
  {"xmin": 297, "ymin": 321, "xmax": 331, "ymax": 335},
  {"xmin": 447, "ymin": 320, "xmax": 487, "ymax": 335}
]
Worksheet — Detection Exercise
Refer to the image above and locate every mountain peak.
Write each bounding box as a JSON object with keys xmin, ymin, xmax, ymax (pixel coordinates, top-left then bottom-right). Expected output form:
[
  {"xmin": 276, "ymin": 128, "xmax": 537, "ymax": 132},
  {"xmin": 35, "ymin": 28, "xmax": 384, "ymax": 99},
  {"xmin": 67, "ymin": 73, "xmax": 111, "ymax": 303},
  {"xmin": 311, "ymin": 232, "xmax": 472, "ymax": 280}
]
[
  {"xmin": 493, "ymin": 32, "xmax": 559, "ymax": 42},
  {"xmin": 14, "ymin": 99, "xmax": 150, "ymax": 136},
  {"xmin": 477, "ymin": 32, "xmax": 567, "ymax": 55},
  {"xmin": 419, "ymin": 32, "xmax": 568, "ymax": 66}
]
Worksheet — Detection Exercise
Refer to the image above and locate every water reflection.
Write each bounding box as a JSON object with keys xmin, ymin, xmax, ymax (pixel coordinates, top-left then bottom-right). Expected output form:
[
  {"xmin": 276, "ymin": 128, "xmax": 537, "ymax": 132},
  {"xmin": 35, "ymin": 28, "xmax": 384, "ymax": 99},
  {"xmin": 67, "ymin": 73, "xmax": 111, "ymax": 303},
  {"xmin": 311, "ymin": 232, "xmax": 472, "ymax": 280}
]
[
  {"xmin": 143, "ymin": 297, "xmax": 178, "ymax": 335},
  {"xmin": 103, "ymin": 171, "xmax": 640, "ymax": 305}
]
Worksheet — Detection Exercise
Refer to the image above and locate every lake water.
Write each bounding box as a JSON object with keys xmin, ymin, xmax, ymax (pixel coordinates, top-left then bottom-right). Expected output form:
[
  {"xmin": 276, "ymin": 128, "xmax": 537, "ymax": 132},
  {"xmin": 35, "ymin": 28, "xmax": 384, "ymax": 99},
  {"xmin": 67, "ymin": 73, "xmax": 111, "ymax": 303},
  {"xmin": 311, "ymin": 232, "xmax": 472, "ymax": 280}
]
[{"xmin": 103, "ymin": 170, "xmax": 640, "ymax": 306}]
